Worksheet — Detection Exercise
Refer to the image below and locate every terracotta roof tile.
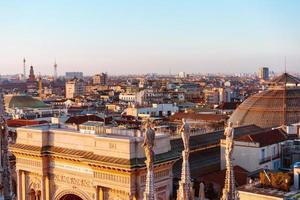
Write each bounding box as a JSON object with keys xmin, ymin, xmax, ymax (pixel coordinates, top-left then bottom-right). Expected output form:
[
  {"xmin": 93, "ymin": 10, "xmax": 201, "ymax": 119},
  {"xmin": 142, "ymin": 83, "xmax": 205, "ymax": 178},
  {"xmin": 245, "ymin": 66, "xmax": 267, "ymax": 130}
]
[
  {"xmin": 7, "ymin": 119, "xmax": 48, "ymax": 127},
  {"xmin": 198, "ymin": 166, "xmax": 248, "ymax": 188},
  {"xmin": 235, "ymin": 128, "xmax": 288, "ymax": 147},
  {"xmin": 170, "ymin": 112, "xmax": 228, "ymax": 122}
]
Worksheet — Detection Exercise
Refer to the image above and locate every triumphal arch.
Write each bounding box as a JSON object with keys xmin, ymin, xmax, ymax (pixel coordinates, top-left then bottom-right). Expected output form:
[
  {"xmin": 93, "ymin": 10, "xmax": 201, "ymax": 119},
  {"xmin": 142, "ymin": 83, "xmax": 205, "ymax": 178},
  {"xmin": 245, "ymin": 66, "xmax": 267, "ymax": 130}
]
[{"xmin": 10, "ymin": 124, "xmax": 179, "ymax": 200}]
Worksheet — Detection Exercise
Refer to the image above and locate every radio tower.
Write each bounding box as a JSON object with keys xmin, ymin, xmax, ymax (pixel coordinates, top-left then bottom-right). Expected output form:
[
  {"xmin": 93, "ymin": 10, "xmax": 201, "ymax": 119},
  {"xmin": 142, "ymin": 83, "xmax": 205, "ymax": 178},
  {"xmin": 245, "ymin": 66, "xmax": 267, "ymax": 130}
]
[
  {"xmin": 23, "ymin": 58, "xmax": 26, "ymax": 80},
  {"xmin": 54, "ymin": 60, "xmax": 58, "ymax": 80},
  {"xmin": 0, "ymin": 93, "xmax": 12, "ymax": 200}
]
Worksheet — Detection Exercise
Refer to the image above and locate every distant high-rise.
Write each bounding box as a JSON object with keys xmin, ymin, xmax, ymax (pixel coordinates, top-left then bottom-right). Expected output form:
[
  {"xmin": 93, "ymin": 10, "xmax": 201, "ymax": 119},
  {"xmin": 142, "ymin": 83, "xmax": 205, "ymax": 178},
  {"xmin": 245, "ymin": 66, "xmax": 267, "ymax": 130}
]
[
  {"xmin": 65, "ymin": 78, "xmax": 85, "ymax": 98},
  {"xmin": 178, "ymin": 72, "xmax": 186, "ymax": 78},
  {"xmin": 258, "ymin": 67, "xmax": 269, "ymax": 81},
  {"xmin": 93, "ymin": 73, "xmax": 107, "ymax": 85},
  {"xmin": 65, "ymin": 72, "xmax": 83, "ymax": 80}
]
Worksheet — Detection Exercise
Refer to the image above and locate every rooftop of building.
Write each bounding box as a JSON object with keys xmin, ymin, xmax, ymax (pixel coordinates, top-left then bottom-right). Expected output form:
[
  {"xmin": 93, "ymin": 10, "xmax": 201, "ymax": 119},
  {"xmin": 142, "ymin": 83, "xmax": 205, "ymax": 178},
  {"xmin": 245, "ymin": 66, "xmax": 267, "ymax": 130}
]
[
  {"xmin": 235, "ymin": 128, "xmax": 288, "ymax": 147},
  {"xmin": 198, "ymin": 165, "xmax": 248, "ymax": 189},
  {"xmin": 7, "ymin": 119, "xmax": 48, "ymax": 128},
  {"xmin": 229, "ymin": 73, "xmax": 300, "ymax": 128},
  {"xmin": 169, "ymin": 112, "xmax": 228, "ymax": 122},
  {"xmin": 238, "ymin": 183, "xmax": 300, "ymax": 199},
  {"xmin": 4, "ymin": 94, "xmax": 49, "ymax": 109},
  {"xmin": 271, "ymin": 73, "xmax": 300, "ymax": 86},
  {"xmin": 11, "ymin": 122, "xmax": 177, "ymax": 169},
  {"xmin": 65, "ymin": 114, "xmax": 112, "ymax": 125}
]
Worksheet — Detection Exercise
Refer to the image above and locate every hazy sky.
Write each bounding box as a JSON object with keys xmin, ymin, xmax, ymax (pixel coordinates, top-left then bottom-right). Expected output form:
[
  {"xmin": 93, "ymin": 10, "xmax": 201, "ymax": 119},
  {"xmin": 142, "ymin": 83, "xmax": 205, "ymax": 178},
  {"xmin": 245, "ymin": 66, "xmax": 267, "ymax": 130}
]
[{"xmin": 1, "ymin": 0, "xmax": 300, "ymax": 75}]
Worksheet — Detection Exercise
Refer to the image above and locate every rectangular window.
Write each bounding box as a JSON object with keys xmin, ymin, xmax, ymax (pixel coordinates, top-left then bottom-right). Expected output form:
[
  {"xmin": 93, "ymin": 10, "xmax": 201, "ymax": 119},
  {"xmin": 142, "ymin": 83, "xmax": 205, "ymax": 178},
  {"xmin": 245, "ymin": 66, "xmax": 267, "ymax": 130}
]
[
  {"xmin": 261, "ymin": 148, "xmax": 265, "ymax": 160},
  {"xmin": 273, "ymin": 160, "xmax": 280, "ymax": 170},
  {"xmin": 272, "ymin": 146, "xmax": 276, "ymax": 157}
]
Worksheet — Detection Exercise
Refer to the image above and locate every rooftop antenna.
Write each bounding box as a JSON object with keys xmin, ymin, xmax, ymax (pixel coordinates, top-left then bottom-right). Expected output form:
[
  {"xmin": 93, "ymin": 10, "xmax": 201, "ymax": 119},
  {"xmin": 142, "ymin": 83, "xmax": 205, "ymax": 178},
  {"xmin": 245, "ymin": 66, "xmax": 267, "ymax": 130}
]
[
  {"xmin": 284, "ymin": 56, "xmax": 287, "ymax": 74},
  {"xmin": 23, "ymin": 58, "xmax": 26, "ymax": 80},
  {"xmin": 54, "ymin": 59, "xmax": 58, "ymax": 80},
  {"xmin": 283, "ymin": 56, "xmax": 287, "ymax": 126}
]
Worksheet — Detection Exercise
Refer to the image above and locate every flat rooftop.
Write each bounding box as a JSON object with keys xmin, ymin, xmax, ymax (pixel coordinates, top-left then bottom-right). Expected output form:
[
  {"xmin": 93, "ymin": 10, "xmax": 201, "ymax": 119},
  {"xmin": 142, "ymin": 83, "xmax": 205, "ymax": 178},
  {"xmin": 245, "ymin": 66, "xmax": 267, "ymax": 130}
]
[{"xmin": 239, "ymin": 183, "xmax": 300, "ymax": 199}]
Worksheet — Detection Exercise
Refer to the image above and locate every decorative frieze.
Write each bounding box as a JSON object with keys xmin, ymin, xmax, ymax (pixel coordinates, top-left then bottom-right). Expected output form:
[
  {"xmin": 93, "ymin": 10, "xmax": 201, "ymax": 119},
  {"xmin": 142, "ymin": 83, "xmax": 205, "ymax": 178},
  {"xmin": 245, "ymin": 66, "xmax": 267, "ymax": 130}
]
[
  {"xmin": 94, "ymin": 172, "xmax": 130, "ymax": 184},
  {"xmin": 49, "ymin": 161, "xmax": 93, "ymax": 174},
  {"xmin": 17, "ymin": 158, "xmax": 41, "ymax": 168},
  {"xmin": 141, "ymin": 169, "xmax": 170, "ymax": 183},
  {"xmin": 52, "ymin": 174, "xmax": 92, "ymax": 188}
]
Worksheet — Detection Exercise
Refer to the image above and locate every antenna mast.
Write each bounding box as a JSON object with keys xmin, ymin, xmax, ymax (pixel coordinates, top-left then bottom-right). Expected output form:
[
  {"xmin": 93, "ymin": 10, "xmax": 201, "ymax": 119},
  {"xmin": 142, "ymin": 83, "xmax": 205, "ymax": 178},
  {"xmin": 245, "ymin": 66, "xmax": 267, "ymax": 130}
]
[
  {"xmin": 54, "ymin": 60, "xmax": 58, "ymax": 80},
  {"xmin": 283, "ymin": 56, "xmax": 287, "ymax": 126},
  {"xmin": 284, "ymin": 56, "xmax": 287, "ymax": 74},
  {"xmin": 23, "ymin": 58, "xmax": 26, "ymax": 80}
]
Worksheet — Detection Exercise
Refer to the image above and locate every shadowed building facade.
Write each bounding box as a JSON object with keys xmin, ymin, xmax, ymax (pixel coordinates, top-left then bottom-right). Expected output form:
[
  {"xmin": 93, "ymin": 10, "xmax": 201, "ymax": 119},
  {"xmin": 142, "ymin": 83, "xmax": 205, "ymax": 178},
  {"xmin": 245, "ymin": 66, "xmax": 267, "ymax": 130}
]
[{"xmin": 10, "ymin": 125, "xmax": 179, "ymax": 200}]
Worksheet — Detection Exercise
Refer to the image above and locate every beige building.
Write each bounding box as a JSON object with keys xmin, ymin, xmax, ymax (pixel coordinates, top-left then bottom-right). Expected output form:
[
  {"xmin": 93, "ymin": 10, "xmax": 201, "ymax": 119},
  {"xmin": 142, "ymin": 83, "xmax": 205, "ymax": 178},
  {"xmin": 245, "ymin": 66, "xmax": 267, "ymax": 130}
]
[
  {"xmin": 119, "ymin": 93, "xmax": 137, "ymax": 103},
  {"xmin": 10, "ymin": 124, "xmax": 178, "ymax": 200},
  {"xmin": 125, "ymin": 104, "xmax": 178, "ymax": 118},
  {"xmin": 204, "ymin": 88, "xmax": 219, "ymax": 105},
  {"xmin": 221, "ymin": 129, "xmax": 287, "ymax": 173},
  {"xmin": 65, "ymin": 78, "xmax": 85, "ymax": 99}
]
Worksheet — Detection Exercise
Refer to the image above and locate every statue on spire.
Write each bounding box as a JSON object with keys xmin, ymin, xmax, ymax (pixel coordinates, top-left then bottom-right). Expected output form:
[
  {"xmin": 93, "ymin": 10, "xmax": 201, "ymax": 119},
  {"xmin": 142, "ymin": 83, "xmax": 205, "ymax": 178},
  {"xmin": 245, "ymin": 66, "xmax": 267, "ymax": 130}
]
[
  {"xmin": 179, "ymin": 118, "xmax": 190, "ymax": 152},
  {"xmin": 221, "ymin": 122, "xmax": 239, "ymax": 200},
  {"xmin": 177, "ymin": 118, "xmax": 193, "ymax": 200},
  {"xmin": 142, "ymin": 119, "xmax": 156, "ymax": 200}
]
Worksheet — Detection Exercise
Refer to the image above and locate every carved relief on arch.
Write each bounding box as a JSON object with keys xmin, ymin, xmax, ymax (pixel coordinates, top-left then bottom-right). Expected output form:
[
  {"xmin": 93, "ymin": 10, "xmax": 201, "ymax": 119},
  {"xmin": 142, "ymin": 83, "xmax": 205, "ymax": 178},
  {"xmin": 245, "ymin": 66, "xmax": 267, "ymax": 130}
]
[{"xmin": 28, "ymin": 176, "xmax": 42, "ymax": 191}]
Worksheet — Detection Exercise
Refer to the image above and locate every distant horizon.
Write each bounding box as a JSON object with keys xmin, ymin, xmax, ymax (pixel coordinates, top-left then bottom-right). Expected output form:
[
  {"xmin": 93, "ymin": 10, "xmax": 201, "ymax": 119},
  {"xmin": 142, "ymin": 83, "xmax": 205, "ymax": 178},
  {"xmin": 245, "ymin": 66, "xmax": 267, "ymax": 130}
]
[
  {"xmin": 1, "ymin": 67, "xmax": 298, "ymax": 77},
  {"xmin": 1, "ymin": 0, "xmax": 300, "ymax": 75}
]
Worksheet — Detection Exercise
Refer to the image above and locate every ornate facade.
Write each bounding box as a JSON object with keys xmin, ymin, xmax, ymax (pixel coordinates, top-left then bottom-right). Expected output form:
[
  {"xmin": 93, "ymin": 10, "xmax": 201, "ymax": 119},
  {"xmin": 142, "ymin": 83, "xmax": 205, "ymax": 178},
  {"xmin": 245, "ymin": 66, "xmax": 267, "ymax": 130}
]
[{"xmin": 10, "ymin": 125, "xmax": 179, "ymax": 200}]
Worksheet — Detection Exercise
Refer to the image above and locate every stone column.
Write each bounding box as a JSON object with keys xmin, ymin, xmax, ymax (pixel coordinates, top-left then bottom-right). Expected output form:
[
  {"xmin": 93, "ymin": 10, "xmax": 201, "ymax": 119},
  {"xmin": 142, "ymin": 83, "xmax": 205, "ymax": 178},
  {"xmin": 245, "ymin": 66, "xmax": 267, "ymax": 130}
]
[
  {"xmin": 42, "ymin": 175, "xmax": 50, "ymax": 200},
  {"xmin": 99, "ymin": 187, "xmax": 104, "ymax": 200},
  {"xmin": 17, "ymin": 170, "xmax": 22, "ymax": 200},
  {"xmin": 95, "ymin": 186, "xmax": 104, "ymax": 200},
  {"xmin": 95, "ymin": 186, "xmax": 99, "ymax": 200},
  {"xmin": 21, "ymin": 171, "xmax": 26, "ymax": 200}
]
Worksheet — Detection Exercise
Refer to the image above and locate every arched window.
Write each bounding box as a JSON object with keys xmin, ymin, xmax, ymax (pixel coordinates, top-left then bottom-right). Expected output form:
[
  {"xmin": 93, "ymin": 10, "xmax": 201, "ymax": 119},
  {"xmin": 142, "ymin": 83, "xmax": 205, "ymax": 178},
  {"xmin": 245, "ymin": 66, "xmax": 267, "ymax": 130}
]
[
  {"xmin": 29, "ymin": 189, "xmax": 35, "ymax": 200},
  {"xmin": 36, "ymin": 190, "xmax": 41, "ymax": 200}
]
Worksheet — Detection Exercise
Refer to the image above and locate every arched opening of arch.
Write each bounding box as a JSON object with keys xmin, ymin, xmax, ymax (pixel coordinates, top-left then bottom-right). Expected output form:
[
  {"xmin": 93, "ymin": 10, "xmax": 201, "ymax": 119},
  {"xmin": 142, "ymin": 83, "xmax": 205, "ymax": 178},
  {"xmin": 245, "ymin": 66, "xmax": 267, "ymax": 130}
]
[{"xmin": 59, "ymin": 194, "xmax": 83, "ymax": 200}]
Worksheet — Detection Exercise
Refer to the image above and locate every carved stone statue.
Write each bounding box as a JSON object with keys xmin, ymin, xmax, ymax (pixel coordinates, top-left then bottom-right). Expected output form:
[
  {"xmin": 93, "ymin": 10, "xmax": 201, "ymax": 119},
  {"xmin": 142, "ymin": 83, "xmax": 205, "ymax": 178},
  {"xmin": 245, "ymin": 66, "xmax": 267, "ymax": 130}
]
[
  {"xmin": 177, "ymin": 118, "xmax": 193, "ymax": 200},
  {"xmin": 179, "ymin": 118, "xmax": 190, "ymax": 152},
  {"xmin": 222, "ymin": 122, "xmax": 239, "ymax": 200},
  {"xmin": 142, "ymin": 120, "xmax": 156, "ymax": 200},
  {"xmin": 224, "ymin": 122, "xmax": 234, "ymax": 157},
  {"xmin": 142, "ymin": 120, "xmax": 155, "ymax": 171}
]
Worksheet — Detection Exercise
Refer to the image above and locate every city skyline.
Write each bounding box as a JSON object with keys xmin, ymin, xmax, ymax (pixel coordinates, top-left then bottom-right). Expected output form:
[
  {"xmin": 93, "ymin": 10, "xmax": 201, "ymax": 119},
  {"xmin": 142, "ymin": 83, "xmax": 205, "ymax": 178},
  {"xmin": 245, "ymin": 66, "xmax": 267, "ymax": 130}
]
[{"xmin": 1, "ymin": 0, "xmax": 300, "ymax": 75}]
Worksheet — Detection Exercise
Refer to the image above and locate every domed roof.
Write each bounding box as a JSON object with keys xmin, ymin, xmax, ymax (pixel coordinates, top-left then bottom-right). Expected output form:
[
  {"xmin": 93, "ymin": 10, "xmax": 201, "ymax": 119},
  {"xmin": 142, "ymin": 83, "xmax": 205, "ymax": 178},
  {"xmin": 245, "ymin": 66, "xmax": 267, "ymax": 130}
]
[
  {"xmin": 229, "ymin": 73, "xmax": 300, "ymax": 128},
  {"xmin": 4, "ymin": 95, "xmax": 49, "ymax": 109}
]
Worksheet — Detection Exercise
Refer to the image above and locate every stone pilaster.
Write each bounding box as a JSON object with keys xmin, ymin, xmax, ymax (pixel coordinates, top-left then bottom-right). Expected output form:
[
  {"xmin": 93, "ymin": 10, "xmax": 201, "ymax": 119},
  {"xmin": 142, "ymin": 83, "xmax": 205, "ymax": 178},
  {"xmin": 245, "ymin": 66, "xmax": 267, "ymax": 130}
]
[
  {"xmin": 21, "ymin": 171, "xmax": 26, "ymax": 200},
  {"xmin": 42, "ymin": 175, "xmax": 50, "ymax": 200},
  {"xmin": 16, "ymin": 170, "xmax": 22, "ymax": 200}
]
